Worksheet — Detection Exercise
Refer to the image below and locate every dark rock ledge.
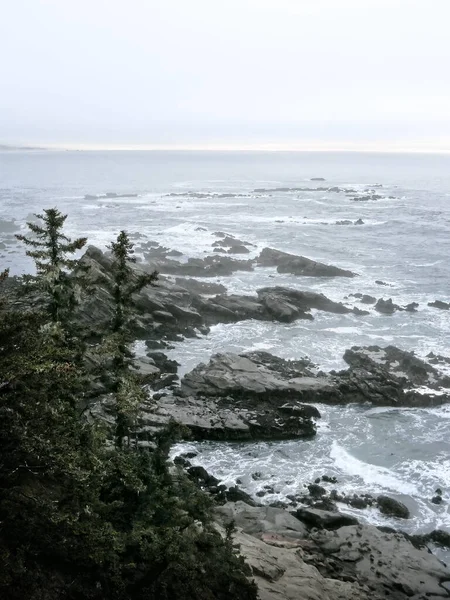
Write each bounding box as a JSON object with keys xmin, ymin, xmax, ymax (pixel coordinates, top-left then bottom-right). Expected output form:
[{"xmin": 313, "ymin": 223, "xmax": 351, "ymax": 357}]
[
  {"xmin": 78, "ymin": 247, "xmax": 450, "ymax": 444},
  {"xmin": 94, "ymin": 345, "xmax": 450, "ymax": 445},
  {"xmin": 77, "ymin": 246, "xmax": 363, "ymax": 348}
]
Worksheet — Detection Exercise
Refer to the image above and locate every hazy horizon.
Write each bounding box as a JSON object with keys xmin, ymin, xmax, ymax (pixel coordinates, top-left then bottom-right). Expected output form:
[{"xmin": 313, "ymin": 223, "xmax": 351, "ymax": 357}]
[{"xmin": 2, "ymin": 0, "xmax": 450, "ymax": 151}]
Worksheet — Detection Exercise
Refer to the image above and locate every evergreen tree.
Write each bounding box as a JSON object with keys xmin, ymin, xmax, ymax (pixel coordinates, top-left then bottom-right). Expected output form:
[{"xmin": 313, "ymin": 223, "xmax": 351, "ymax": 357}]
[
  {"xmin": 0, "ymin": 266, "xmax": 105, "ymax": 599},
  {"xmin": 108, "ymin": 231, "xmax": 158, "ymax": 344},
  {"xmin": 0, "ymin": 268, "xmax": 9, "ymax": 310},
  {"xmin": 105, "ymin": 230, "xmax": 158, "ymax": 447},
  {"xmin": 16, "ymin": 208, "xmax": 88, "ymax": 325}
]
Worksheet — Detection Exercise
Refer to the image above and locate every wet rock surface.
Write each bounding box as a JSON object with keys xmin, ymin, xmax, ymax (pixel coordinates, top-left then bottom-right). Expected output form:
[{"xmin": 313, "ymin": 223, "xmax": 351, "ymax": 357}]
[
  {"xmin": 214, "ymin": 500, "xmax": 450, "ymax": 600},
  {"xmin": 138, "ymin": 389, "xmax": 319, "ymax": 442},
  {"xmin": 429, "ymin": 300, "xmax": 450, "ymax": 310},
  {"xmin": 342, "ymin": 345, "xmax": 450, "ymax": 390},
  {"xmin": 192, "ymin": 285, "xmax": 366, "ymax": 326},
  {"xmin": 79, "ymin": 248, "xmax": 366, "ymax": 349},
  {"xmin": 180, "ymin": 351, "xmax": 329, "ymax": 401},
  {"xmin": 179, "ymin": 346, "xmax": 450, "ymax": 409},
  {"xmin": 376, "ymin": 495, "xmax": 410, "ymax": 519},
  {"xmin": 148, "ymin": 253, "xmax": 255, "ymax": 277}
]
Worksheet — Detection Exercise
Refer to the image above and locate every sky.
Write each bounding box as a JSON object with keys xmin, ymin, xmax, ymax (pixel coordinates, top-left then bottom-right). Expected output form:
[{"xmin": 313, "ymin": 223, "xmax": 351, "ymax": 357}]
[{"xmin": 1, "ymin": 0, "xmax": 450, "ymax": 151}]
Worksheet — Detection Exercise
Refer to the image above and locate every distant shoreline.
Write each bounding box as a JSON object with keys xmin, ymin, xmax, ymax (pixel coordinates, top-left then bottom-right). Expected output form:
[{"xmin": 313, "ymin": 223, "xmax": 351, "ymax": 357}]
[
  {"xmin": 1, "ymin": 143, "xmax": 450, "ymax": 155},
  {"xmin": 0, "ymin": 144, "xmax": 47, "ymax": 151}
]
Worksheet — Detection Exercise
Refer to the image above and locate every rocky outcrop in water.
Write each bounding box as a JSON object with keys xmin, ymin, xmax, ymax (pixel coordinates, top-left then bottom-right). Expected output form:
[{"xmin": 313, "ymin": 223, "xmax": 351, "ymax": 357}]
[
  {"xmin": 374, "ymin": 298, "xmax": 419, "ymax": 314},
  {"xmin": 98, "ymin": 352, "xmax": 322, "ymax": 442},
  {"xmin": 349, "ymin": 293, "xmax": 377, "ymax": 304},
  {"xmin": 192, "ymin": 286, "xmax": 366, "ymax": 326},
  {"xmin": 335, "ymin": 219, "xmax": 365, "ymax": 225},
  {"xmin": 342, "ymin": 345, "xmax": 450, "ymax": 390},
  {"xmin": 75, "ymin": 247, "xmax": 369, "ymax": 356},
  {"xmin": 252, "ymin": 185, "xmax": 357, "ymax": 194},
  {"xmin": 212, "ymin": 234, "xmax": 255, "ymax": 252},
  {"xmin": 147, "ymin": 252, "xmax": 255, "ymax": 277},
  {"xmin": 138, "ymin": 388, "xmax": 319, "ymax": 442},
  {"xmin": 178, "ymin": 346, "xmax": 450, "ymax": 409},
  {"xmin": 84, "ymin": 192, "xmax": 138, "ymax": 200},
  {"xmin": 375, "ymin": 297, "xmax": 400, "ymax": 313},
  {"xmin": 165, "ymin": 192, "xmax": 248, "ymax": 199},
  {"xmin": 429, "ymin": 300, "xmax": 450, "ymax": 310},
  {"xmin": 257, "ymin": 247, "xmax": 356, "ymax": 277},
  {"xmin": 139, "ymin": 240, "xmax": 358, "ymax": 279},
  {"xmin": 79, "ymin": 248, "xmax": 449, "ymax": 424},
  {"xmin": 179, "ymin": 351, "xmax": 327, "ymax": 400},
  {"xmin": 376, "ymin": 495, "xmax": 410, "ymax": 519}
]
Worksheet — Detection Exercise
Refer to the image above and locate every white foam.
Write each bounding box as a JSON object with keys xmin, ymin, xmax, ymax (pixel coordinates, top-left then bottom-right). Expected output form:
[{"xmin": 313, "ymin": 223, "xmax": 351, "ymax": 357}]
[
  {"xmin": 330, "ymin": 441, "xmax": 418, "ymax": 495},
  {"xmin": 405, "ymin": 386, "xmax": 449, "ymax": 396},
  {"xmin": 323, "ymin": 326, "xmax": 363, "ymax": 335}
]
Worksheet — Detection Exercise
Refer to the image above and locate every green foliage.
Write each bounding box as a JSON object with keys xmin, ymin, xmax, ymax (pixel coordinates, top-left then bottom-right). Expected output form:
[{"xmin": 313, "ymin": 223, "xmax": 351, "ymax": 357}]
[
  {"xmin": 114, "ymin": 374, "xmax": 146, "ymax": 449},
  {"xmin": 108, "ymin": 230, "xmax": 158, "ymax": 338},
  {"xmin": 16, "ymin": 208, "xmax": 88, "ymax": 324},
  {"xmin": 103, "ymin": 230, "xmax": 158, "ymax": 447},
  {"xmin": 0, "ymin": 215, "xmax": 257, "ymax": 600}
]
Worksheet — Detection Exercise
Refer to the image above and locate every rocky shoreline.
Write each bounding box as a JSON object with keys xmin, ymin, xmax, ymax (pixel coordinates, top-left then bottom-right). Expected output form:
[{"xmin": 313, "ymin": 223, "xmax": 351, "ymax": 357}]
[
  {"xmin": 216, "ymin": 500, "xmax": 450, "ymax": 600},
  {"xmin": 174, "ymin": 457, "xmax": 450, "ymax": 599},
  {"xmin": 75, "ymin": 241, "xmax": 450, "ymax": 598},
  {"xmin": 80, "ymin": 242, "xmax": 450, "ymax": 443}
]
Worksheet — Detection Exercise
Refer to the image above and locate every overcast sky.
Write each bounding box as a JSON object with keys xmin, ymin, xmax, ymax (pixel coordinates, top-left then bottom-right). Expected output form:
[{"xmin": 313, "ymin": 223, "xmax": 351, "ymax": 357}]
[{"xmin": 1, "ymin": 0, "xmax": 449, "ymax": 150}]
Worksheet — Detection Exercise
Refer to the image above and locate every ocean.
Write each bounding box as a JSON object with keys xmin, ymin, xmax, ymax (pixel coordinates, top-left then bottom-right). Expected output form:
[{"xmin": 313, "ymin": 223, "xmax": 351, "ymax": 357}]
[{"xmin": 1, "ymin": 149, "xmax": 449, "ymax": 555}]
